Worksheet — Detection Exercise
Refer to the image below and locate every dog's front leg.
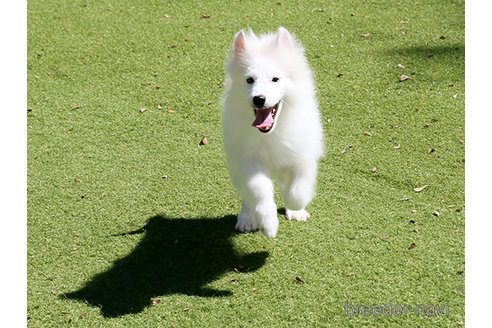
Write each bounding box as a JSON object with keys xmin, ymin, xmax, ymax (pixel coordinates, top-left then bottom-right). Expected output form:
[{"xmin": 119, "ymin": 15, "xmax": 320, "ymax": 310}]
[{"xmin": 235, "ymin": 167, "xmax": 278, "ymax": 237}]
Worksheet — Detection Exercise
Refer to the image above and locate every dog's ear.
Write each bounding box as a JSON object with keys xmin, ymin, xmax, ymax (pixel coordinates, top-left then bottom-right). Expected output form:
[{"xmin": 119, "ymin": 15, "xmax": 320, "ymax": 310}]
[
  {"xmin": 276, "ymin": 27, "xmax": 293, "ymax": 50},
  {"xmin": 233, "ymin": 30, "xmax": 247, "ymax": 54}
]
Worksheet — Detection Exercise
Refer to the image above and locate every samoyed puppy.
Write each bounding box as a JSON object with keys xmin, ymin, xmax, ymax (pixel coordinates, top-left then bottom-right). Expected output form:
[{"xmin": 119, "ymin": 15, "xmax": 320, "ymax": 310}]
[{"xmin": 222, "ymin": 27, "xmax": 324, "ymax": 237}]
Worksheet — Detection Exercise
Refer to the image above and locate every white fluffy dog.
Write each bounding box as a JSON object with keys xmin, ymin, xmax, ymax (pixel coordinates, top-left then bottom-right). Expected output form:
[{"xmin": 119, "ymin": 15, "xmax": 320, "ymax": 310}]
[{"xmin": 222, "ymin": 27, "xmax": 324, "ymax": 237}]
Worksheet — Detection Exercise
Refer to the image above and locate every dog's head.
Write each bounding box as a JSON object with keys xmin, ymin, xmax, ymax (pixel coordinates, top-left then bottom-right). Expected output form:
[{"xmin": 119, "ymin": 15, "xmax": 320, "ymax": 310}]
[{"xmin": 230, "ymin": 27, "xmax": 298, "ymax": 134}]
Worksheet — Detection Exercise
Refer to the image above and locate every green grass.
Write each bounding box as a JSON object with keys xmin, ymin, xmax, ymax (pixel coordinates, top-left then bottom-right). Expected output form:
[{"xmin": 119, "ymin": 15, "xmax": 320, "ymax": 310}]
[{"xmin": 27, "ymin": 0, "xmax": 464, "ymax": 326}]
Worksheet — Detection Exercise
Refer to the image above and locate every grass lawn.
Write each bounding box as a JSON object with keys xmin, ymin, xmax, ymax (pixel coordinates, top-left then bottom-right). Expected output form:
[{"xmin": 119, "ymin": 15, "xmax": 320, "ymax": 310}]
[{"xmin": 27, "ymin": 0, "xmax": 464, "ymax": 326}]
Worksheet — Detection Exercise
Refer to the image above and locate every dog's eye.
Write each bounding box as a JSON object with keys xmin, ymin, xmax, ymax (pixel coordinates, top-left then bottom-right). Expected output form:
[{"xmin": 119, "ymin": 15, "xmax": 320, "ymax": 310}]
[
  {"xmin": 272, "ymin": 77, "xmax": 279, "ymax": 82},
  {"xmin": 246, "ymin": 77, "xmax": 255, "ymax": 84}
]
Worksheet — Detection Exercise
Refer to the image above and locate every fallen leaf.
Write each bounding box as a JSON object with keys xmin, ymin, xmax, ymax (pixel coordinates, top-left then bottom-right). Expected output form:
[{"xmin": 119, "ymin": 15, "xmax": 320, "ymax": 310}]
[
  {"xmin": 409, "ymin": 242, "xmax": 416, "ymax": 249},
  {"xmin": 51, "ymin": 290, "xmax": 57, "ymax": 295},
  {"xmin": 458, "ymin": 139, "xmax": 465, "ymax": 143},
  {"xmin": 413, "ymin": 185, "xmax": 428, "ymax": 193},
  {"xmin": 362, "ymin": 33, "xmax": 370, "ymax": 37},
  {"xmin": 164, "ymin": 14, "xmax": 171, "ymax": 19},
  {"xmin": 200, "ymin": 137, "xmax": 208, "ymax": 145},
  {"xmin": 363, "ymin": 131, "xmax": 372, "ymax": 136},
  {"xmin": 151, "ymin": 299, "xmax": 161, "ymax": 304},
  {"xmin": 167, "ymin": 109, "xmax": 175, "ymax": 113},
  {"xmin": 71, "ymin": 105, "xmax": 81, "ymax": 110},
  {"xmin": 139, "ymin": 108, "xmax": 147, "ymax": 113},
  {"xmin": 399, "ymin": 20, "xmax": 409, "ymax": 24},
  {"xmin": 336, "ymin": 73, "xmax": 343, "ymax": 78},
  {"xmin": 74, "ymin": 178, "xmax": 81, "ymax": 183},
  {"xmin": 61, "ymin": 312, "xmax": 68, "ymax": 315},
  {"xmin": 81, "ymin": 193, "xmax": 87, "ymax": 199},
  {"xmin": 372, "ymin": 167, "xmax": 378, "ymax": 172},
  {"xmin": 397, "ymin": 63, "xmax": 406, "ymax": 68},
  {"xmin": 295, "ymin": 276, "xmax": 304, "ymax": 283},
  {"xmin": 433, "ymin": 210, "xmax": 440, "ymax": 216},
  {"xmin": 399, "ymin": 197, "xmax": 410, "ymax": 201},
  {"xmin": 79, "ymin": 313, "xmax": 87, "ymax": 319},
  {"xmin": 201, "ymin": 14, "xmax": 211, "ymax": 18},
  {"xmin": 228, "ymin": 277, "xmax": 239, "ymax": 282},
  {"xmin": 157, "ymin": 104, "xmax": 162, "ymax": 110},
  {"xmin": 347, "ymin": 272, "xmax": 356, "ymax": 276},
  {"xmin": 252, "ymin": 287, "xmax": 257, "ymax": 291},
  {"xmin": 394, "ymin": 145, "xmax": 401, "ymax": 149},
  {"xmin": 380, "ymin": 235, "xmax": 388, "ymax": 240},
  {"xmin": 428, "ymin": 148, "xmax": 435, "ymax": 153},
  {"xmin": 399, "ymin": 74, "xmax": 410, "ymax": 82},
  {"xmin": 184, "ymin": 307, "xmax": 191, "ymax": 311}
]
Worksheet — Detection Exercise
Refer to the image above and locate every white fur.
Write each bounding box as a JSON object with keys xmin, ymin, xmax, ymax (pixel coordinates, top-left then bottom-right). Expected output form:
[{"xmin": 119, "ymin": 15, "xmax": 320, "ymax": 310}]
[{"xmin": 222, "ymin": 27, "xmax": 324, "ymax": 237}]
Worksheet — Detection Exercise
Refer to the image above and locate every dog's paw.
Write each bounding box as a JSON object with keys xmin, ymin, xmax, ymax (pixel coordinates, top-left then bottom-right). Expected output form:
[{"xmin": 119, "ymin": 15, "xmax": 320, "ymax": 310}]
[
  {"xmin": 260, "ymin": 219, "xmax": 278, "ymax": 238},
  {"xmin": 235, "ymin": 207, "xmax": 258, "ymax": 232},
  {"xmin": 285, "ymin": 208, "xmax": 310, "ymax": 221}
]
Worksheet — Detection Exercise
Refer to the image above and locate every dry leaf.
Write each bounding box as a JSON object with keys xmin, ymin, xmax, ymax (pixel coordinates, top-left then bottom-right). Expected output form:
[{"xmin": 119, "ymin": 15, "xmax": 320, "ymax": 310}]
[
  {"xmin": 157, "ymin": 104, "xmax": 162, "ymax": 110},
  {"xmin": 399, "ymin": 197, "xmax": 410, "ymax": 201},
  {"xmin": 413, "ymin": 185, "xmax": 428, "ymax": 193},
  {"xmin": 164, "ymin": 14, "xmax": 171, "ymax": 19},
  {"xmin": 394, "ymin": 145, "xmax": 401, "ymax": 149},
  {"xmin": 71, "ymin": 105, "xmax": 81, "ymax": 110},
  {"xmin": 74, "ymin": 178, "xmax": 81, "ymax": 183},
  {"xmin": 399, "ymin": 74, "xmax": 410, "ymax": 82},
  {"xmin": 184, "ymin": 307, "xmax": 191, "ymax": 311},
  {"xmin": 380, "ymin": 235, "xmax": 388, "ymax": 240},
  {"xmin": 399, "ymin": 20, "xmax": 409, "ymax": 24},
  {"xmin": 51, "ymin": 289, "xmax": 57, "ymax": 295},
  {"xmin": 200, "ymin": 137, "xmax": 208, "ymax": 145},
  {"xmin": 347, "ymin": 272, "xmax": 356, "ymax": 276},
  {"xmin": 397, "ymin": 63, "xmax": 406, "ymax": 69},
  {"xmin": 295, "ymin": 276, "xmax": 304, "ymax": 283},
  {"xmin": 363, "ymin": 131, "xmax": 372, "ymax": 136},
  {"xmin": 372, "ymin": 167, "xmax": 378, "ymax": 172},
  {"xmin": 201, "ymin": 14, "xmax": 211, "ymax": 18},
  {"xmin": 458, "ymin": 139, "xmax": 465, "ymax": 143},
  {"xmin": 362, "ymin": 33, "xmax": 370, "ymax": 37},
  {"xmin": 139, "ymin": 108, "xmax": 147, "ymax": 113},
  {"xmin": 409, "ymin": 242, "xmax": 416, "ymax": 249},
  {"xmin": 167, "ymin": 109, "xmax": 175, "ymax": 113},
  {"xmin": 151, "ymin": 299, "xmax": 161, "ymax": 304},
  {"xmin": 228, "ymin": 277, "xmax": 238, "ymax": 282},
  {"xmin": 433, "ymin": 211, "xmax": 440, "ymax": 217}
]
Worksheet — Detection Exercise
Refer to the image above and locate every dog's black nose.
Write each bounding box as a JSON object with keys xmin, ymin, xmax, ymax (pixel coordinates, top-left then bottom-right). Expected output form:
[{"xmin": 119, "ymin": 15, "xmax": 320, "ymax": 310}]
[{"xmin": 253, "ymin": 95, "xmax": 266, "ymax": 108}]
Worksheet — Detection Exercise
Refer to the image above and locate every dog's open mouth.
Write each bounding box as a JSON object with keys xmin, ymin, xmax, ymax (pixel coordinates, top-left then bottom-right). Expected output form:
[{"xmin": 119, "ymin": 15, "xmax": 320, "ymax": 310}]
[{"xmin": 252, "ymin": 102, "xmax": 281, "ymax": 133}]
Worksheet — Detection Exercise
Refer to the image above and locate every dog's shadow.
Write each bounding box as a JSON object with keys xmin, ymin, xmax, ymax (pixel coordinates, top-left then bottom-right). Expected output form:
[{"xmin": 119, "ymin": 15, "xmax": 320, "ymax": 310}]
[{"xmin": 62, "ymin": 215, "xmax": 268, "ymax": 317}]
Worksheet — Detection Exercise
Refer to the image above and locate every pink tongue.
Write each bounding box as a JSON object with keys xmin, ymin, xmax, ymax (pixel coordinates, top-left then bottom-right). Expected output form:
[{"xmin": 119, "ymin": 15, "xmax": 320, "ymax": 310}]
[{"xmin": 252, "ymin": 108, "xmax": 274, "ymax": 129}]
